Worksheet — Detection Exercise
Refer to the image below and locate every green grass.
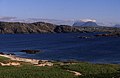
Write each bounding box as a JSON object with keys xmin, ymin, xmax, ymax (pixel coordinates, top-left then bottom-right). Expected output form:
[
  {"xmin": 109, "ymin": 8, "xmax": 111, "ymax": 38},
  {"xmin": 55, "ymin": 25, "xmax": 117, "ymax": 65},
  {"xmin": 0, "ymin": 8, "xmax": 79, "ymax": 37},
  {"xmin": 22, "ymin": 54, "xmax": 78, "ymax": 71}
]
[
  {"xmin": 0, "ymin": 56, "xmax": 10, "ymax": 63},
  {"xmin": 61, "ymin": 62, "xmax": 120, "ymax": 78},
  {"xmin": 0, "ymin": 56, "xmax": 120, "ymax": 78},
  {"xmin": 0, "ymin": 65, "xmax": 75, "ymax": 78},
  {"xmin": 0, "ymin": 56, "xmax": 75, "ymax": 78}
]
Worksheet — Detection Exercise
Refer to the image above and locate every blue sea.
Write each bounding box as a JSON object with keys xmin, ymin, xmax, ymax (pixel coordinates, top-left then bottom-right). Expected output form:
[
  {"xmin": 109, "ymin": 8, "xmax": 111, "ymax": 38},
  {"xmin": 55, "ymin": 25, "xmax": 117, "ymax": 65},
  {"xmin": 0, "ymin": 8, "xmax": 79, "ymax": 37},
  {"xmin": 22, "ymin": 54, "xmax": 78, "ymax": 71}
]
[{"xmin": 0, "ymin": 33, "xmax": 120, "ymax": 64}]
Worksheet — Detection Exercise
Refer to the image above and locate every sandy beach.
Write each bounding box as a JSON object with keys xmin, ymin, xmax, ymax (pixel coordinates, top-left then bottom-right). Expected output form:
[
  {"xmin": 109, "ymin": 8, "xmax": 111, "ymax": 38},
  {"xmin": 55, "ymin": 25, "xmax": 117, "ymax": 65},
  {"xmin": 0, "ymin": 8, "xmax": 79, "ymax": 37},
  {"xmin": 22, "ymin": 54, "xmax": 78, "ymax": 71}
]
[{"xmin": 0, "ymin": 54, "xmax": 53, "ymax": 66}]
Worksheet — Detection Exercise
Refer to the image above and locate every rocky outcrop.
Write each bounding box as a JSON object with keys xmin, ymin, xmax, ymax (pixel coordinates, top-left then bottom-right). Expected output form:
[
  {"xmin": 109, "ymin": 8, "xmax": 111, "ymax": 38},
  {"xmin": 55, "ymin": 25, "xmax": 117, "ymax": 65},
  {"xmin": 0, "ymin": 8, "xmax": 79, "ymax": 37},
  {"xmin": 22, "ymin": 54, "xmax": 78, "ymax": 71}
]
[
  {"xmin": 54, "ymin": 25, "xmax": 80, "ymax": 33},
  {"xmin": 95, "ymin": 33, "xmax": 120, "ymax": 37},
  {"xmin": 0, "ymin": 22, "xmax": 56, "ymax": 34},
  {"xmin": 75, "ymin": 26, "xmax": 120, "ymax": 33},
  {"xmin": 0, "ymin": 62, "xmax": 20, "ymax": 66},
  {"xmin": 0, "ymin": 52, "xmax": 4, "ymax": 55},
  {"xmin": 0, "ymin": 52, "xmax": 15, "ymax": 55},
  {"xmin": 0, "ymin": 21, "xmax": 81, "ymax": 34},
  {"xmin": 0, "ymin": 21, "xmax": 120, "ymax": 34},
  {"xmin": 20, "ymin": 50, "xmax": 41, "ymax": 54}
]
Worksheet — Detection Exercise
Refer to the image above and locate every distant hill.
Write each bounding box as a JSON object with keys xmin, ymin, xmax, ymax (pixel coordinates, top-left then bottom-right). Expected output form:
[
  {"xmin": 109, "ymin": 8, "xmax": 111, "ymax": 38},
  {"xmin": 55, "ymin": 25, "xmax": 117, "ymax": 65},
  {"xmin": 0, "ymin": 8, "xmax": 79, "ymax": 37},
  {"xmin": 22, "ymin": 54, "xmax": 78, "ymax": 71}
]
[
  {"xmin": 81, "ymin": 21, "xmax": 98, "ymax": 26},
  {"xmin": 0, "ymin": 21, "xmax": 80, "ymax": 34},
  {"xmin": 73, "ymin": 21, "xmax": 98, "ymax": 26},
  {"xmin": 114, "ymin": 24, "xmax": 120, "ymax": 28},
  {"xmin": 0, "ymin": 21, "xmax": 120, "ymax": 34},
  {"xmin": 0, "ymin": 16, "xmax": 118, "ymax": 26},
  {"xmin": 0, "ymin": 17, "xmax": 74, "ymax": 26},
  {"xmin": 72, "ymin": 21, "xmax": 85, "ymax": 26}
]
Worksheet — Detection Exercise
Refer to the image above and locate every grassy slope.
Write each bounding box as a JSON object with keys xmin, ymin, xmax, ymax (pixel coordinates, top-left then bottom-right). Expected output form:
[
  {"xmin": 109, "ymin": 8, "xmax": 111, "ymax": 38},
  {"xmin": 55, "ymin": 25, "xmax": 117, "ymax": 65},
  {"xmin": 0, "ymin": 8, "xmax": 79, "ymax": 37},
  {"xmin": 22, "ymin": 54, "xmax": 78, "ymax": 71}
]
[
  {"xmin": 61, "ymin": 62, "xmax": 120, "ymax": 78},
  {"xmin": 0, "ymin": 56, "xmax": 10, "ymax": 62},
  {"xmin": 0, "ymin": 66, "xmax": 75, "ymax": 78},
  {"xmin": 0, "ymin": 56, "xmax": 75, "ymax": 78},
  {"xmin": 0, "ymin": 56, "xmax": 120, "ymax": 78}
]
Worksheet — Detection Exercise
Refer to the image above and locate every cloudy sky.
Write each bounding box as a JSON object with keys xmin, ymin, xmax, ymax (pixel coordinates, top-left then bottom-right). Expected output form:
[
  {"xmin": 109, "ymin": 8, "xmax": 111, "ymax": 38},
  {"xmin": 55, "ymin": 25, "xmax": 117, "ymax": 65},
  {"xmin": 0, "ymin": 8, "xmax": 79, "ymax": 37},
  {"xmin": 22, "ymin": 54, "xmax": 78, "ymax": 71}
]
[{"xmin": 0, "ymin": 0, "xmax": 120, "ymax": 24}]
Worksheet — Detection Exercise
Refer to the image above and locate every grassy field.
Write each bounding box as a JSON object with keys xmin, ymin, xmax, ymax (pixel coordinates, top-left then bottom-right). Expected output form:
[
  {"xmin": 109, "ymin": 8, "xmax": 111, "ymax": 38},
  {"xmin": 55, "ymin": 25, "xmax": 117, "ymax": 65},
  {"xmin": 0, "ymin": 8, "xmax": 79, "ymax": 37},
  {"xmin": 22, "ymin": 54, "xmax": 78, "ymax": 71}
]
[
  {"xmin": 61, "ymin": 62, "xmax": 120, "ymax": 78},
  {"xmin": 0, "ymin": 56, "xmax": 10, "ymax": 62},
  {"xmin": 0, "ymin": 56, "xmax": 120, "ymax": 78}
]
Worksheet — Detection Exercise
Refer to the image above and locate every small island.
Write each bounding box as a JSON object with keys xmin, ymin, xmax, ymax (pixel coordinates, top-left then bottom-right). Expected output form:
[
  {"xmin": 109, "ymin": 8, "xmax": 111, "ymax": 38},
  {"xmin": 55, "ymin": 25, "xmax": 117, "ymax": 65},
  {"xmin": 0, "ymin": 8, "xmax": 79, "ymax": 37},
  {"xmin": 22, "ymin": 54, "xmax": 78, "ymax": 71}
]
[{"xmin": 20, "ymin": 50, "xmax": 42, "ymax": 54}]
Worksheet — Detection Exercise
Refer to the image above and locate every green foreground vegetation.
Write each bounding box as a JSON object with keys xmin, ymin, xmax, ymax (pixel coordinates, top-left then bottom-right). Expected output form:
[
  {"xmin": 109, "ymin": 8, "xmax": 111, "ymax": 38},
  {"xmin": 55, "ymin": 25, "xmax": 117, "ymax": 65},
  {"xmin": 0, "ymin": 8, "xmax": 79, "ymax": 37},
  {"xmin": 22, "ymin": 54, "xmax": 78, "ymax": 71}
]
[{"xmin": 0, "ymin": 56, "xmax": 120, "ymax": 78}]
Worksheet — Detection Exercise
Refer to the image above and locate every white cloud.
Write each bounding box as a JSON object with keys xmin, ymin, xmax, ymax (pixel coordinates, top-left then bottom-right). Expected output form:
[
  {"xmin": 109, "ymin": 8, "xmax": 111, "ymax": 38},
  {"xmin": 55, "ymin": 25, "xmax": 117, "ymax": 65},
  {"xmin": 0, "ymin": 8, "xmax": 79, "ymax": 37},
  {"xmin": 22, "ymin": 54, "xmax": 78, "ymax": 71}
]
[
  {"xmin": 0, "ymin": 16, "xmax": 17, "ymax": 21},
  {"xmin": 80, "ymin": 19, "xmax": 96, "ymax": 22}
]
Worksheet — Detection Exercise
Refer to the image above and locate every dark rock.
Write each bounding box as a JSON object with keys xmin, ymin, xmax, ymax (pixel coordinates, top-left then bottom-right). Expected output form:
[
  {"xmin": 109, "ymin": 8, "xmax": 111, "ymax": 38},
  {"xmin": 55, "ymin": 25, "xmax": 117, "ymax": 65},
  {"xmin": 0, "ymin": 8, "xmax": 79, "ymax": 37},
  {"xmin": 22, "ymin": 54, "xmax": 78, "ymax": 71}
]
[
  {"xmin": 95, "ymin": 33, "xmax": 120, "ymax": 37},
  {"xmin": 75, "ymin": 26, "xmax": 120, "ymax": 33},
  {"xmin": 6, "ymin": 53, "xmax": 15, "ymax": 55},
  {"xmin": 54, "ymin": 25, "xmax": 80, "ymax": 33},
  {"xmin": 0, "ymin": 22, "xmax": 56, "ymax": 34},
  {"xmin": 0, "ymin": 52, "xmax": 4, "ymax": 55},
  {"xmin": 20, "ymin": 50, "xmax": 41, "ymax": 54},
  {"xmin": 38, "ymin": 60, "xmax": 48, "ymax": 64}
]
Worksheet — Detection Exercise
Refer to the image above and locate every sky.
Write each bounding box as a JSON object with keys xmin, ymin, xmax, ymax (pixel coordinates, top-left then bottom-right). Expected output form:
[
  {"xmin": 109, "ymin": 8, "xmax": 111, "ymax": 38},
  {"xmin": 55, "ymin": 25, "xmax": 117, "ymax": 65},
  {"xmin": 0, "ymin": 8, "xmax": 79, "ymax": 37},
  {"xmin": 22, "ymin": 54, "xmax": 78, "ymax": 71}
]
[{"xmin": 0, "ymin": 0, "xmax": 120, "ymax": 24}]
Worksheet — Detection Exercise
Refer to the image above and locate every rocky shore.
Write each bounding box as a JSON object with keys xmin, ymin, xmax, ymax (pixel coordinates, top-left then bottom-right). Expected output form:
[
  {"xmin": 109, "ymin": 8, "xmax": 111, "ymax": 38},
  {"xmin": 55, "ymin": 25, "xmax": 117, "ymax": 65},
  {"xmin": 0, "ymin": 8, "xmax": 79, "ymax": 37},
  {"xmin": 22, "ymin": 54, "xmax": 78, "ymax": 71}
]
[{"xmin": 20, "ymin": 50, "xmax": 41, "ymax": 54}]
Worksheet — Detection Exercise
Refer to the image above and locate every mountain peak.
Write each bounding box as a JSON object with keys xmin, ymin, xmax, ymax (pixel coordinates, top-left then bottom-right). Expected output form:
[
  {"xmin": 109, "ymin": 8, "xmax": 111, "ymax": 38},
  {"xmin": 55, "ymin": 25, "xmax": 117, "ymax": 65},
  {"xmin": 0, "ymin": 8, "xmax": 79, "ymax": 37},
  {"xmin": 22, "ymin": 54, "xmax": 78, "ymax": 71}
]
[{"xmin": 73, "ymin": 21, "xmax": 98, "ymax": 26}]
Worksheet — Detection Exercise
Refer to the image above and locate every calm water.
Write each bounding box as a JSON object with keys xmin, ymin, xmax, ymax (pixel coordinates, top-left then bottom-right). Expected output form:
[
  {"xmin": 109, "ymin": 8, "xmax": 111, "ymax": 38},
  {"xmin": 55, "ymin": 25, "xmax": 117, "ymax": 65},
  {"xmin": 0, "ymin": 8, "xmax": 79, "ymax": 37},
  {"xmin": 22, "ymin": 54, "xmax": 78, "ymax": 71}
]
[{"xmin": 0, "ymin": 33, "xmax": 120, "ymax": 64}]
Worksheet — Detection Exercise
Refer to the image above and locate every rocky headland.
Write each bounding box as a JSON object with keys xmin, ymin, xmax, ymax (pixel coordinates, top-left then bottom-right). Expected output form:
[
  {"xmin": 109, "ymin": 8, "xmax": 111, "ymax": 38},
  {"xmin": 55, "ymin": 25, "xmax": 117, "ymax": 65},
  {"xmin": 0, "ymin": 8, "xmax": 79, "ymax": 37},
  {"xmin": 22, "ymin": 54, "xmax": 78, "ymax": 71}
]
[{"xmin": 0, "ymin": 21, "xmax": 120, "ymax": 34}]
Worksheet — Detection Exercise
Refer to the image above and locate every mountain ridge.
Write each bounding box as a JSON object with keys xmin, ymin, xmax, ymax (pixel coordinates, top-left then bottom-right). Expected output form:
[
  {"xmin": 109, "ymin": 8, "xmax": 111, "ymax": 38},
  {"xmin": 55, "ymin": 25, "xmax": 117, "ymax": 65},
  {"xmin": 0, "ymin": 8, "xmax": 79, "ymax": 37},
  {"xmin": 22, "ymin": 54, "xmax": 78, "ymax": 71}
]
[
  {"xmin": 0, "ymin": 21, "xmax": 120, "ymax": 34},
  {"xmin": 73, "ymin": 21, "xmax": 98, "ymax": 26}
]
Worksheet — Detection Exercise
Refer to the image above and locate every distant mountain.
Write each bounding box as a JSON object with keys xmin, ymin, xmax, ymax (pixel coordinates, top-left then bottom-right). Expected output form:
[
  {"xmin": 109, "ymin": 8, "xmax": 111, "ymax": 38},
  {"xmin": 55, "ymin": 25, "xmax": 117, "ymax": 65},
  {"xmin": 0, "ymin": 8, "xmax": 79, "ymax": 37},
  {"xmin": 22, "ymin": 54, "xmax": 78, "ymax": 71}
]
[
  {"xmin": 81, "ymin": 21, "xmax": 98, "ymax": 26},
  {"xmin": 73, "ymin": 21, "xmax": 98, "ymax": 27},
  {"xmin": 0, "ymin": 17, "xmax": 74, "ymax": 26},
  {"xmin": 0, "ymin": 16, "xmax": 118, "ymax": 27},
  {"xmin": 73, "ymin": 21, "xmax": 85, "ymax": 26},
  {"xmin": 114, "ymin": 24, "xmax": 120, "ymax": 28}
]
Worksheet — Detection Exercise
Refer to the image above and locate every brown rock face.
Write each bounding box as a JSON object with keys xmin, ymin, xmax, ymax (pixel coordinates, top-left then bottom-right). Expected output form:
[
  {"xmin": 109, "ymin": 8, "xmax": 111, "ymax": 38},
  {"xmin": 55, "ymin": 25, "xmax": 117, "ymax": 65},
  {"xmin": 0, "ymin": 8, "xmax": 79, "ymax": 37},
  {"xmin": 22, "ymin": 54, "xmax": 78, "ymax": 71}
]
[
  {"xmin": 0, "ymin": 22, "xmax": 81, "ymax": 34},
  {"xmin": 0, "ymin": 22, "xmax": 56, "ymax": 34},
  {"xmin": 0, "ymin": 21, "xmax": 120, "ymax": 34},
  {"xmin": 54, "ymin": 25, "xmax": 80, "ymax": 33}
]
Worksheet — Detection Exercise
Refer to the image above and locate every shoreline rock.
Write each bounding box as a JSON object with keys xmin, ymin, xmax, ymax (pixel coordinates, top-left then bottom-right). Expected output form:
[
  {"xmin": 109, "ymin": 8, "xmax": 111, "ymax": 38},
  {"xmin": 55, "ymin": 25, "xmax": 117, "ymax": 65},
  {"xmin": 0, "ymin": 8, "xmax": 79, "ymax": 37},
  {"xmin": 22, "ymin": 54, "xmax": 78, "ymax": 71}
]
[
  {"xmin": 95, "ymin": 33, "xmax": 120, "ymax": 37},
  {"xmin": 20, "ymin": 50, "xmax": 41, "ymax": 54}
]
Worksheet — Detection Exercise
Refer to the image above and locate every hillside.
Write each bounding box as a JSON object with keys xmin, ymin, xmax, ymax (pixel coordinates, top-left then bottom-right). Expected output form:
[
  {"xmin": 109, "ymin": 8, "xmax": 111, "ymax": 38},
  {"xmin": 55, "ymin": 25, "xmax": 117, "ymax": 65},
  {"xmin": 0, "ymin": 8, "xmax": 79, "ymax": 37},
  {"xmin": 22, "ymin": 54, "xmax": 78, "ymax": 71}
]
[
  {"xmin": 0, "ymin": 21, "xmax": 120, "ymax": 34},
  {"xmin": 0, "ymin": 22, "xmax": 80, "ymax": 34}
]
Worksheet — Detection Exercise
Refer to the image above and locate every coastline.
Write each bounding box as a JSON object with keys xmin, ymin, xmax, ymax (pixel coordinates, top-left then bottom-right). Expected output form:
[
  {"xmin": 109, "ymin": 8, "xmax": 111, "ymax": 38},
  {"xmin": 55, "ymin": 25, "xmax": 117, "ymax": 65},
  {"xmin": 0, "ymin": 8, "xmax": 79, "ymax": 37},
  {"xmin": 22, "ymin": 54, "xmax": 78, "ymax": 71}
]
[
  {"xmin": 0, "ymin": 53, "xmax": 82, "ymax": 76},
  {"xmin": 1, "ymin": 53, "xmax": 120, "ymax": 77},
  {"xmin": 0, "ymin": 54, "xmax": 53, "ymax": 66}
]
